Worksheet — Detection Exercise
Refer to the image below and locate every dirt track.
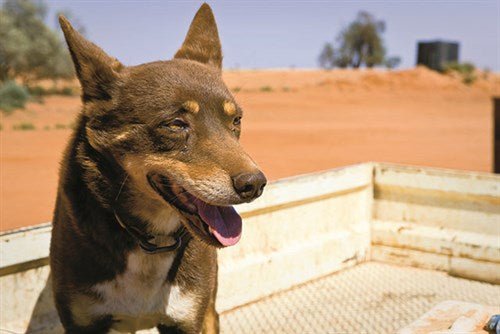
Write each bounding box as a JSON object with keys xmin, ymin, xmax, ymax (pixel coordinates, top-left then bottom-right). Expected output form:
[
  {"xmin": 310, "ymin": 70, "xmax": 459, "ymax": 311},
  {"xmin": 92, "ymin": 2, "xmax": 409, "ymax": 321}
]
[{"xmin": 1, "ymin": 68, "xmax": 497, "ymax": 231}]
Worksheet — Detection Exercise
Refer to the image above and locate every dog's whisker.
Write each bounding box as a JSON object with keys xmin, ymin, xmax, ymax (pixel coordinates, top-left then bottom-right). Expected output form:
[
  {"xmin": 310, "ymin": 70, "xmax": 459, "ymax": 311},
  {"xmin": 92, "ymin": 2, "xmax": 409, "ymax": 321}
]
[
  {"xmin": 115, "ymin": 174, "xmax": 130, "ymax": 202},
  {"xmin": 167, "ymin": 191, "xmax": 192, "ymax": 205}
]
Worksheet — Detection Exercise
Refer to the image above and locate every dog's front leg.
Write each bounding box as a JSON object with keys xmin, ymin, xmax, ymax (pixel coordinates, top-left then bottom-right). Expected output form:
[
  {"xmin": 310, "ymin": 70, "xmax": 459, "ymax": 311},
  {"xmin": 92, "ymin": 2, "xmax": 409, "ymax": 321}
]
[
  {"xmin": 201, "ymin": 306, "xmax": 219, "ymax": 334},
  {"xmin": 201, "ymin": 283, "xmax": 219, "ymax": 334}
]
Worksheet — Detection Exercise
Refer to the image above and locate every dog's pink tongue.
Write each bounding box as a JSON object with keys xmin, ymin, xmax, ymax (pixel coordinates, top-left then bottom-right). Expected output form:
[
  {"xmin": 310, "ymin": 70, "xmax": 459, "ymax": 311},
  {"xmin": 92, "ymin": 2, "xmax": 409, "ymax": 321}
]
[{"xmin": 193, "ymin": 200, "xmax": 242, "ymax": 246}]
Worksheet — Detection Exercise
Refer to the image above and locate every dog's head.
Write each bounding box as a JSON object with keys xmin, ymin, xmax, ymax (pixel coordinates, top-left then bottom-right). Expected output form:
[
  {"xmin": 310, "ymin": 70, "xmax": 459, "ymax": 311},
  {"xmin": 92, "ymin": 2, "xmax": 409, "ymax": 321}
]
[{"xmin": 60, "ymin": 4, "xmax": 266, "ymax": 247}]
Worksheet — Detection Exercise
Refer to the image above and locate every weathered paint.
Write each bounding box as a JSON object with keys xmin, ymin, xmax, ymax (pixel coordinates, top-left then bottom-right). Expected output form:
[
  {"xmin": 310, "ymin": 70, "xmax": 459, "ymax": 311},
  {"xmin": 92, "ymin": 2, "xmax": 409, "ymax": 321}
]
[
  {"xmin": 372, "ymin": 163, "xmax": 500, "ymax": 284},
  {"xmin": 398, "ymin": 300, "xmax": 499, "ymax": 334}
]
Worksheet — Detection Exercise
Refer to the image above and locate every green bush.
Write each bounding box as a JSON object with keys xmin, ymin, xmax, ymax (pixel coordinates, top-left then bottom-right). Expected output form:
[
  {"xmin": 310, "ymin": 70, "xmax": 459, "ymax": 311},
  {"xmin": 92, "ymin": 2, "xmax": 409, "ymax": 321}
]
[
  {"xmin": 260, "ymin": 86, "xmax": 273, "ymax": 92},
  {"xmin": 28, "ymin": 85, "xmax": 46, "ymax": 96},
  {"xmin": 444, "ymin": 62, "xmax": 476, "ymax": 85},
  {"xmin": 444, "ymin": 61, "xmax": 474, "ymax": 73},
  {"xmin": 60, "ymin": 87, "xmax": 73, "ymax": 96},
  {"xmin": 13, "ymin": 122, "xmax": 35, "ymax": 130},
  {"xmin": 0, "ymin": 81, "xmax": 30, "ymax": 113},
  {"xmin": 28, "ymin": 85, "xmax": 74, "ymax": 97}
]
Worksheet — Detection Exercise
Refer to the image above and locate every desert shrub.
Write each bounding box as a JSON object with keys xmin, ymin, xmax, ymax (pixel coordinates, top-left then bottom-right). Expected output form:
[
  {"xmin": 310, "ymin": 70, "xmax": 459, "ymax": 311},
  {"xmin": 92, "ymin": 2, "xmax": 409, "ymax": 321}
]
[
  {"xmin": 28, "ymin": 85, "xmax": 46, "ymax": 96},
  {"xmin": 318, "ymin": 43, "xmax": 335, "ymax": 69},
  {"xmin": 444, "ymin": 61, "xmax": 474, "ymax": 73},
  {"xmin": 60, "ymin": 87, "xmax": 73, "ymax": 96},
  {"xmin": 13, "ymin": 122, "xmax": 35, "ymax": 130},
  {"xmin": 28, "ymin": 85, "xmax": 74, "ymax": 96},
  {"xmin": 0, "ymin": 81, "xmax": 29, "ymax": 113},
  {"xmin": 26, "ymin": 85, "xmax": 45, "ymax": 104},
  {"xmin": 385, "ymin": 56, "xmax": 401, "ymax": 69},
  {"xmin": 260, "ymin": 86, "xmax": 273, "ymax": 92},
  {"xmin": 55, "ymin": 123, "xmax": 67, "ymax": 130},
  {"xmin": 232, "ymin": 87, "xmax": 242, "ymax": 93},
  {"xmin": 54, "ymin": 122, "xmax": 76, "ymax": 130},
  {"xmin": 444, "ymin": 62, "xmax": 476, "ymax": 85}
]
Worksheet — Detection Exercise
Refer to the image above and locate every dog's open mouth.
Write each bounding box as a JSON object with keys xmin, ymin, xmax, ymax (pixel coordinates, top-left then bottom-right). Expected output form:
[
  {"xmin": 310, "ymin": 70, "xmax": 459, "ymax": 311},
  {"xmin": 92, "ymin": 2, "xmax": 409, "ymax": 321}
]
[{"xmin": 147, "ymin": 173, "xmax": 242, "ymax": 247}]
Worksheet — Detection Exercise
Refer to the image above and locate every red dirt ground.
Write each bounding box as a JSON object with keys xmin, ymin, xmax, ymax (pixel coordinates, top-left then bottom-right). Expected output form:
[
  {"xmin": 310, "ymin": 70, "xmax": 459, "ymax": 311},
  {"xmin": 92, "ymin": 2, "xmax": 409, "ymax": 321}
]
[{"xmin": 1, "ymin": 67, "xmax": 498, "ymax": 231}]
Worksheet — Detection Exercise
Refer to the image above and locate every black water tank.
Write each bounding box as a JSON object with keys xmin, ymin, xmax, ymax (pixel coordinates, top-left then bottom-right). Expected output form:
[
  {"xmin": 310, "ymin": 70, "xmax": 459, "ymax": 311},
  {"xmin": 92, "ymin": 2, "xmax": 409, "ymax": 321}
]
[{"xmin": 416, "ymin": 40, "xmax": 459, "ymax": 71}]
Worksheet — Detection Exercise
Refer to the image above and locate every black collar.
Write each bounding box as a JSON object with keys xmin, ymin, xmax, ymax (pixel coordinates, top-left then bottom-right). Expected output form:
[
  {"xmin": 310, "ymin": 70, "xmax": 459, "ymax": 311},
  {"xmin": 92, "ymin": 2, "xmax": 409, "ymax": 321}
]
[{"xmin": 113, "ymin": 208, "xmax": 191, "ymax": 254}]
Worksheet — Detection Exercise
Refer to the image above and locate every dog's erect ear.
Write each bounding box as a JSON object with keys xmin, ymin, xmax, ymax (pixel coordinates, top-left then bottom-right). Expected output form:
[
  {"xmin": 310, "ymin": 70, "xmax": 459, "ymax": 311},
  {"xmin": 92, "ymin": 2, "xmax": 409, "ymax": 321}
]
[
  {"xmin": 59, "ymin": 16, "xmax": 123, "ymax": 101},
  {"xmin": 174, "ymin": 3, "xmax": 222, "ymax": 69}
]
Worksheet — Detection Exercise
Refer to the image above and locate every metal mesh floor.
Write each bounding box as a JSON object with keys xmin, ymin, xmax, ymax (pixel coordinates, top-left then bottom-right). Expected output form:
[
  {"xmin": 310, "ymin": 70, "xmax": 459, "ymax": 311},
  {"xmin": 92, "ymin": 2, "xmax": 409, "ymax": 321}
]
[{"xmin": 220, "ymin": 262, "xmax": 500, "ymax": 334}]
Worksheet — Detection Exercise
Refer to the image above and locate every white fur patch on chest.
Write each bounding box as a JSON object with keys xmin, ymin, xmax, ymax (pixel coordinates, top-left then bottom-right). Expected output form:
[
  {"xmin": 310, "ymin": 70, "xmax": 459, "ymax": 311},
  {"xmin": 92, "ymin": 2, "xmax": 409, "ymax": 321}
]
[
  {"xmin": 90, "ymin": 249, "xmax": 198, "ymax": 332},
  {"xmin": 165, "ymin": 284, "xmax": 198, "ymax": 323}
]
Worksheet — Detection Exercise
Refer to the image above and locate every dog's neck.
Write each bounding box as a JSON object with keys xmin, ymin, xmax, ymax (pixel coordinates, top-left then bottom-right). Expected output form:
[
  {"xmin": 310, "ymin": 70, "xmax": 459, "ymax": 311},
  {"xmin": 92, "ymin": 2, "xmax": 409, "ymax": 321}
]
[
  {"xmin": 112, "ymin": 174, "xmax": 188, "ymax": 253},
  {"xmin": 124, "ymin": 197, "xmax": 182, "ymax": 237},
  {"xmin": 69, "ymin": 120, "xmax": 184, "ymax": 245},
  {"xmin": 113, "ymin": 207, "xmax": 189, "ymax": 254}
]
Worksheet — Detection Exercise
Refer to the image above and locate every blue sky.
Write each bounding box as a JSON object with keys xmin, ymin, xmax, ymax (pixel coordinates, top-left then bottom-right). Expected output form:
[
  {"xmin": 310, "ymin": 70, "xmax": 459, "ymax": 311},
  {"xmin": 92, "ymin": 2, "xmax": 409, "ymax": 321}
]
[{"xmin": 46, "ymin": 1, "xmax": 499, "ymax": 70}]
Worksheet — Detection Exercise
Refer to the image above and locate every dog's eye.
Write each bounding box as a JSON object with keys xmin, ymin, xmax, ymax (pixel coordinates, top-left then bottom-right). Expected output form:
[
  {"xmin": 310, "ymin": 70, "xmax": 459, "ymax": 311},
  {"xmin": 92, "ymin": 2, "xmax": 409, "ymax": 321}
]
[
  {"xmin": 161, "ymin": 119, "xmax": 189, "ymax": 131},
  {"xmin": 233, "ymin": 116, "xmax": 242, "ymax": 126}
]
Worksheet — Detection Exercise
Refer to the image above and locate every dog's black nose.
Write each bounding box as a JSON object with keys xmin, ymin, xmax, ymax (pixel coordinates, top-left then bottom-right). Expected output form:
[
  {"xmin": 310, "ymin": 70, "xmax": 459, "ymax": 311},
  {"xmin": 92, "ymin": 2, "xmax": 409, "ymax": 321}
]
[{"xmin": 232, "ymin": 172, "xmax": 267, "ymax": 201}]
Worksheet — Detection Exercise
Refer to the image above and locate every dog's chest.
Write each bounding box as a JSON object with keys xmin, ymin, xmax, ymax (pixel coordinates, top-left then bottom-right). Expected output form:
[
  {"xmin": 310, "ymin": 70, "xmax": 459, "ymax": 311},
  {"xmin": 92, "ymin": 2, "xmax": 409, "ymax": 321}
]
[{"xmin": 91, "ymin": 249, "xmax": 198, "ymax": 332}]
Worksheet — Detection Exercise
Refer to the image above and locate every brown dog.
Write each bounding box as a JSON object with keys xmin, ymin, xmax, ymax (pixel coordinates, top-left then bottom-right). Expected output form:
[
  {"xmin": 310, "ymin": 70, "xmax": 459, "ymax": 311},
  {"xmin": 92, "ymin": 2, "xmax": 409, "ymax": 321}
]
[{"xmin": 50, "ymin": 4, "xmax": 266, "ymax": 333}]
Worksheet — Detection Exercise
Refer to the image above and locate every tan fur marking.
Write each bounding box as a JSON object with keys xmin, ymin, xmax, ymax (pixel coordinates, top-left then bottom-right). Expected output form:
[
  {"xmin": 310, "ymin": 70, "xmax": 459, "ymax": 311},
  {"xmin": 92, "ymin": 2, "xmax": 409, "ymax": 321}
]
[
  {"xmin": 183, "ymin": 100, "xmax": 200, "ymax": 114},
  {"xmin": 115, "ymin": 131, "xmax": 130, "ymax": 141},
  {"xmin": 223, "ymin": 101, "xmax": 236, "ymax": 116}
]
